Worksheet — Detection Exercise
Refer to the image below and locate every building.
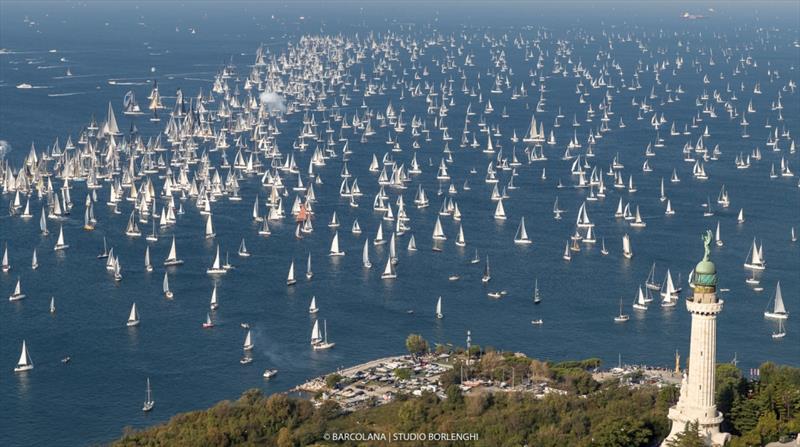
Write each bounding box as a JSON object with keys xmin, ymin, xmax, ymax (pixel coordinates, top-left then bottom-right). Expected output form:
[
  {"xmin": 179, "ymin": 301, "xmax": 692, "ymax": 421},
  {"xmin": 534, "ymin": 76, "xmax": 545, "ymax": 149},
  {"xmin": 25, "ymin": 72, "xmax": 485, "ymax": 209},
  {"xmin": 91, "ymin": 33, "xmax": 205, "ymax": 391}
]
[{"xmin": 663, "ymin": 231, "xmax": 730, "ymax": 446}]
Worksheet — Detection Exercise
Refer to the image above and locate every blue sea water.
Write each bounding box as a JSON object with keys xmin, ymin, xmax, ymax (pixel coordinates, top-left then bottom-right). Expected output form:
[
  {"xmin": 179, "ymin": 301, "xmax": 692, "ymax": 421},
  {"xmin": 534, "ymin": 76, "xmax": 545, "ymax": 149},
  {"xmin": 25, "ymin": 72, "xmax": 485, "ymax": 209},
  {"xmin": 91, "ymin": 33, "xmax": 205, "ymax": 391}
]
[{"xmin": 1, "ymin": 2, "xmax": 798, "ymax": 446}]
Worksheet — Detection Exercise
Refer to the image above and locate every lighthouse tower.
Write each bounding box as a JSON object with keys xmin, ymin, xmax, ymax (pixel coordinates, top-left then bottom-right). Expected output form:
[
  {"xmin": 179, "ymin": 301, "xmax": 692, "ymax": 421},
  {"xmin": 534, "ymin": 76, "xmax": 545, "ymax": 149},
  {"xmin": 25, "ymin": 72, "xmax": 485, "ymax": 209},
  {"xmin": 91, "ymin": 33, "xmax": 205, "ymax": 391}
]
[{"xmin": 663, "ymin": 231, "xmax": 730, "ymax": 446}]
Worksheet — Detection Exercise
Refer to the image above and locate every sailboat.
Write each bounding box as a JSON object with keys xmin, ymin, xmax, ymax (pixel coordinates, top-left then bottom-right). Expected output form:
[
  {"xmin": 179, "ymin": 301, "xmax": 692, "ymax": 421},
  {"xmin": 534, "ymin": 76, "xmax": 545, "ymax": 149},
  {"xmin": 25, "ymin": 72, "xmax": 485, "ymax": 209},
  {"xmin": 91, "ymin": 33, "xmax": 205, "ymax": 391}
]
[
  {"xmin": 436, "ymin": 296, "xmax": 443, "ymax": 319},
  {"xmin": 299, "ymin": 252, "xmax": 311, "ymax": 280},
  {"xmin": 98, "ymin": 237, "xmax": 109, "ymax": 259},
  {"xmin": 645, "ymin": 263, "xmax": 661, "ymax": 290},
  {"xmin": 31, "ymin": 248, "xmax": 38, "ymax": 270},
  {"xmin": 311, "ymin": 319, "xmax": 335, "ymax": 350},
  {"xmin": 381, "ymin": 256, "xmax": 396, "ymax": 279},
  {"xmin": 1, "ymin": 244, "xmax": 10, "ymax": 272},
  {"xmin": 494, "ymin": 199, "xmax": 507, "ymax": 220},
  {"xmin": 127, "ymin": 303, "xmax": 140, "ymax": 326},
  {"xmin": 743, "ymin": 238, "xmax": 765, "ymax": 270},
  {"xmin": 162, "ymin": 272, "xmax": 173, "ymax": 299},
  {"xmin": 164, "ymin": 237, "xmax": 184, "ymax": 266},
  {"xmin": 562, "ymin": 241, "xmax": 572, "ymax": 261},
  {"xmin": 772, "ymin": 320, "xmax": 786, "ymax": 339},
  {"xmin": 202, "ymin": 313, "xmax": 214, "ymax": 329},
  {"xmin": 329, "ymin": 231, "xmax": 345, "ymax": 256},
  {"xmin": 49, "ymin": 296, "xmax": 55, "ymax": 313},
  {"xmin": 600, "ymin": 238, "xmax": 609, "ymax": 255},
  {"xmin": 286, "ymin": 260, "xmax": 297, "ymax": 285},
  {"xmin": 622, "ymin": 234, "xmax": 633, "ymax": 259},
  {"xmin": 243, "ymin": 330, "xmax": 254, "ymax": 350},
  {"xmin": 238, "ymin": 238, "xmax": 250, "ymax": 257},
  {"xmin": 632, "ymin": 286, "xmax": 649, "ymax": 310},
  {"xmin": 514, "ymin": 217, "xmax": 532, "ymax": 244},
  {"xmin": 144, "ymin": 246, "xmax": 153, "ymax": 272},
  {"xmin": 210, "ymin": 285, "xmax": 219, "ymax": 310},
  {"xmin": 142, "ymin": 378, "xmax": 155, "ymax": 412},
  {"xmin": 54, "ymin": 225, "xmax": 69, "ymax": 251},
  {"xmin": 14, "ymin": 340, "xmax": 33, "ymax": 372},
  {"xmin": 764, "ymin": 282, "xmax": 788, "ymax": 320},
  {"xmin": 362, "ymin": 240, "xmax": 372, "ymax": 268},
  {"xmin": 481, "ymin": 256, "xmax": 491, "ymax": 283},
  {"xmin": 39, "ymin": 208, "xmax": 49, "ymax": 235},
  {"xmin": 207, "ymin": 245, "xmax": 226, "ymax": 274},
  {"xmin": 715, "ymin": 221, "xmax": 724, "ymax": 246},
  {"xmin": 533, "ymin": 279, "xmax": 541, "ymax": 304},
  {"xmin": 204, "ymin": 215, "xmax": 215, "ymax": 239},
  {"xmin": 309, "ymin": 296, "xmax": 319, "ymax": 314},
  {"xmin": 9, "ymin": 278, "xmax": 25, "ymax": 301},
  {"xmin": 614, "ymin": 299, "xmax": 630, "ymax": 322}
]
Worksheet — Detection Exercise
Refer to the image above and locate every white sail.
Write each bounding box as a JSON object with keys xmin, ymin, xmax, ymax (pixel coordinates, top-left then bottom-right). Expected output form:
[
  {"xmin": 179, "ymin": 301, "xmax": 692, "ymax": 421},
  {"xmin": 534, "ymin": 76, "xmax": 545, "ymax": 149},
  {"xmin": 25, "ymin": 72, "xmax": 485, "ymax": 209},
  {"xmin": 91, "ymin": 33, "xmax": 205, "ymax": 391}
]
[
  {"xmin": 309, "ymin": 296, "xmax": 318, "ymax": 314},
  {"xmin": 436, "ymin": 296, "xmax": 443, "ymax": 318},
  {"xmin": 210, "ymin": 285, "xmax": 218, "ymax": 310},
  {"xmin": 15, "ymin": 340, "xmax": 33, "ymax": 371},
  {"xmin": 287, "ymin": 260, "xmax": 296, "ymax": 284},
  {"xmin": 494, "ymin": 199, "xmax": 507, "ymax": 220},
  {"xmin": 329, "ymin": 231, "xmax": 344, "ymax": 256},
  {"xmin": 514, "ymin": 217, "xmax": 531, "ymax": 244},
  {"xmin": 127, "ymin": 302, "xmax": 140, "ymax": 326},
  {"xmin": 243, "ymin": 330, "xmax": 254, "ymax": 350},
  {"xmin": 310, "ymin": 320, "xmax": 322, "ymax": 344},
  {"xmin": 381, "ymin": 256, "xmax": 396, "ymax": 279},
  {"xmin": 205, "ymin": 215, "xmax": 215, "ymax": 238},
  {"xmin": 362, "ymin": 239, "xmax": 372, "ymax": 268},
  {"xmin": 432, "ymin": 216, "xmax": 446, "ymax": 240}
]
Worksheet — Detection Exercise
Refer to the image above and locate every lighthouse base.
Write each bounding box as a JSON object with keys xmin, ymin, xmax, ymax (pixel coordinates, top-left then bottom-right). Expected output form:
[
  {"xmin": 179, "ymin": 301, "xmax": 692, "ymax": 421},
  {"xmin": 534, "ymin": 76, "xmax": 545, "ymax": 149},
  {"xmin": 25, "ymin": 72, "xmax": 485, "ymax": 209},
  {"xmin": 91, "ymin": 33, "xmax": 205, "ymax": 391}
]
[{"xmin": 663, "ymin": 406, "xmax": 730, "ymax": 446}]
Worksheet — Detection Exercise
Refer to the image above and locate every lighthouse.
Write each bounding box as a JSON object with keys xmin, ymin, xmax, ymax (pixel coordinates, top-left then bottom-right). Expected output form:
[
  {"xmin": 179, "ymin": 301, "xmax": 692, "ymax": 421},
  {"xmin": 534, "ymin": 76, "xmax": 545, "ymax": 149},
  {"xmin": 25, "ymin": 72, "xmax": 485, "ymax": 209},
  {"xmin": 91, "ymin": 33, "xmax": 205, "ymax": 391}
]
[{"xmin": 663, "ymin": 231, "xmax": 730, "ymax": 446}]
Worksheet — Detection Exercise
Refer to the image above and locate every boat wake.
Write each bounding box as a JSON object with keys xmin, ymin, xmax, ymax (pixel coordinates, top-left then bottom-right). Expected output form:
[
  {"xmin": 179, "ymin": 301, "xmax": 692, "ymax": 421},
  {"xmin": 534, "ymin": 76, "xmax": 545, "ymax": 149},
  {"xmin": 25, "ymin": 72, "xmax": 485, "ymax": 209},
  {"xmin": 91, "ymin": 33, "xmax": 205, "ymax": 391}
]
[{"xmin": 48, "ymin": 92, "xmax": 89, "ymax": 97}]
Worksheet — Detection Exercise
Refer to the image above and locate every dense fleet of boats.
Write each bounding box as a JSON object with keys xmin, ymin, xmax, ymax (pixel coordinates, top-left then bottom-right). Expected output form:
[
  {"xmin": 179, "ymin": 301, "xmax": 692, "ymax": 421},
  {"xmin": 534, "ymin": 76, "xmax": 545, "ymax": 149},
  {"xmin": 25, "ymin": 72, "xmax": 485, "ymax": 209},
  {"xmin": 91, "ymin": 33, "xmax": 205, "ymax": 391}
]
[{"xmin": 3, "ymin": 22, "xmax": 797, "ymax": 414}]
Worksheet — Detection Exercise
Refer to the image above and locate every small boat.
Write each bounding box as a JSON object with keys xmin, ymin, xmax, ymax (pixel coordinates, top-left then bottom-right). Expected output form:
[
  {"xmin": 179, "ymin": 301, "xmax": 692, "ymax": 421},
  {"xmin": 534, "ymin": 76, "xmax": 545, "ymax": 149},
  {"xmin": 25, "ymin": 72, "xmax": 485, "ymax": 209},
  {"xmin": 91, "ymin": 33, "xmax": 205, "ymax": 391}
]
[
  {"xmin": 202, "ymin": 313, "xmax": 214, "ymax": 328},
  {"xmin": 311, "ymin": 319, "xmax": 335, "ymax": 350},
  {"xmin": 144, "ymin": 246, "xmax": 154, "ymax": 272},
  {"xmin": 238, "ymin": 238, "xmax": 251, "ymax": 257},
  {"xmin": 14, "ymin": 340, "xmax": 33, "ymax": 372},
  {"xmin": 1, "ymin": 244, "xmax": 10, "ymax": 272},
  {"xmin": 487, "ymin": 291, "xmax": 502, "ymax": 299},
  {"xmin": 61, "ymin": 356, "xmax": 71, "ymax": 364},
  {"xmin": 380, "ymin": 256, "xmax": 396, "ymax": 279},
  {"xmin": 470, "ymin": 249, "xmax": 480, "ymax": 264},
  {"xmin": 622, "ymin": 234, "xmax": 633, "ymax": 259},
  {"xmin": 632, "ymin": 286, "xmax": 648, "ymax": 311},
  {"xmin": 240, "ymin": 356, "xmax": 253, "ymax": 365},
  {"xmin": 97, "ymin": 237, "xmax": 109, "ymax": 259},
  {"xmin": 162, "ymin": 272, "xmax": 173, "ymax": 299},
  {"xmin": 262, "ymin": 369, "xmax": 278, "ymax": 379},
  {"xmin": 772, "ymin": 320, "xmax": 786, "ymax": 339},
  {"xmin": 127, "ymin": 303, "xmax": 140, "ymax": 327},
  {"xmin": 142, "ymin": 378, "xmax": 155, "ymax": 412},
  {"xmin": 163, "ymin": 237, "xmax": 184, "ymax": 266},
  {"xmin": 207, "ymin": 245, "xmax": 227, "ymax": 274},
  {"xmin": 531, "ymin": 319, "xmax": 543, "ymax": 325},
  {"xmin": 764, "ymin": 282, "xmax": 788, "ymax": 320},
  {"xmin": 614, "ymin": 299, "xmax": 630, "ymax": 322},
  {"xmin": 286, "ymin": 260, "xmax": 297, "ymax": 285},
  {"xmin": 309, "ymin": 296, "xmax": 319, "ymax": 314},
  {"xmin": 243, "ymin": 330, "xmax": 254, "ymax": 350},
  {"xmin": 9, "ymin": 278, "xmax": 25, "ymax": 301},
  {"xmin": 210, "ymin": 285, "xmax": 219, "ymax": 310},
  {"xmin": 54, "ymin": 225, "xmax": 69, "ymax": 251},
  {"xmin": 448, "ymin": 274, "xmax": 460, "ymax": 281},
  {"xmin": 481, "ymin": 256, "xmax": 491, "ymax": 283},
  {"xmin": 435, "ymin": 296, "xmax": 443, "ymax": 319},
  {"xmin": 328, "ymin": 231, "xmax": 345, "ymax": 256}
]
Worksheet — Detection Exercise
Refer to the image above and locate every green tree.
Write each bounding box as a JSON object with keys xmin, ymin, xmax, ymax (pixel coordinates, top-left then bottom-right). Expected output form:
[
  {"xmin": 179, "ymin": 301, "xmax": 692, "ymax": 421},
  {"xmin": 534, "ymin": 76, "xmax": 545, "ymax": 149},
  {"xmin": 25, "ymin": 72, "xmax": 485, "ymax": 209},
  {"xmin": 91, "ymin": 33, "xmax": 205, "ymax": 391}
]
[
  {"xmin": 665, "ymin": 421, "xmax": 705, "ymax": 447},
  {"xmin": 405, "ymin": 334, "xmax": 429, "ymax": 359},
  {"xmin": 325, "ymin": 373, "xmax": 342, "ymax": 389},
  {"xmin": 394, "ymin": 367, "xmax": 411, "ymax": 380},
  {"xmin": 593, "ymin": 417, "xmax": 653, "ymax": 447}
]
